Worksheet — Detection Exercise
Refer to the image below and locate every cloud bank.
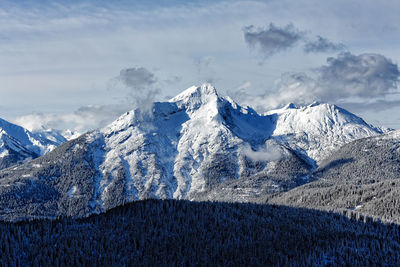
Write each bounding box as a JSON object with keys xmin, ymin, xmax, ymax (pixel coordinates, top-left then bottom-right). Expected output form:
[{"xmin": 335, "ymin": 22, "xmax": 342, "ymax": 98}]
[
  {"xmin": 235, "ymin": 52, "xmax": 400, "ymax": 111},
  {"xmin": 319, "ymin": 52, "xmax": 399, "ymax": 98}
]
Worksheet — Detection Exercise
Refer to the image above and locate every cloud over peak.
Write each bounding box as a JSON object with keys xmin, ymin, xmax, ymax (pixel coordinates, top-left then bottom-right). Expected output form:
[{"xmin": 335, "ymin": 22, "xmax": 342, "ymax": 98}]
[{"xmin": 116, "ymin": 67, "xmax": 161, "ymax": 115}]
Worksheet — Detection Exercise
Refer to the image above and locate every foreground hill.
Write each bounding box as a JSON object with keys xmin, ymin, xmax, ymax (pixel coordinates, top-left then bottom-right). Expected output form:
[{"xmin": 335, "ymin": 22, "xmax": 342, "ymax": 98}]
[
  {"xmin": 1, "ymin": 199, "xmax": 399, "ymax": 266},
  {"xmin": 269, "ymin": 130, "xmax": 400, "ymax": 223},
  {"xmin": 0, "ymin": 84, "xmax": 384, "ymax": 220}
]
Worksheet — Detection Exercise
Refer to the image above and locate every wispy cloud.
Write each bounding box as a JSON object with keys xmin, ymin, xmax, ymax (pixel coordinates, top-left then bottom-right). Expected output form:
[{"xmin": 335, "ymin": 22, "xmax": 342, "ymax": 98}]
[
  {"xmin": 114, "ymin": 67, "xmax": 161, "ymax": 115},
  {"xmin": 14, "ymin": 104, "xmax": 130, "ymax": 133}
]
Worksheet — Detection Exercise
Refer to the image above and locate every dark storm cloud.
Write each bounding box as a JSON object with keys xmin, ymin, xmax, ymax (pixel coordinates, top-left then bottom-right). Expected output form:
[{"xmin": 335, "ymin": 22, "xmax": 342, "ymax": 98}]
[
  {"xmin": 243, "ymin": 23, "xmax": 305, "ymax": 58},
  {"xmin": 304, "ymin": 35, "xmax": 346, "ymax": 53}
]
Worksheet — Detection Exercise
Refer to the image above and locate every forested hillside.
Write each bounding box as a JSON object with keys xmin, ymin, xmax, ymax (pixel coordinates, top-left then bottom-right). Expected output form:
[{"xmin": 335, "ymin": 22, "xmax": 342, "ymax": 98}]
[
  {"xmin": 1, "ymin": 199, "xmax": 400, "ymax": 266},
  {"xmin": 269, "ymin": 130, "xmax": 400, "ymax": 223}
]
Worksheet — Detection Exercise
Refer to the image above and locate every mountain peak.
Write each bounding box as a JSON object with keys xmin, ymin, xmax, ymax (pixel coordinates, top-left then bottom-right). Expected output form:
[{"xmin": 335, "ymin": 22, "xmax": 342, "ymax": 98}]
[
  {"xmin": 169, "ymin": 84, "xmax": 219, "ymax": 110},
  {"xmin": 171, "ymin": 83, "xmax": 218, "ymax": 100}
]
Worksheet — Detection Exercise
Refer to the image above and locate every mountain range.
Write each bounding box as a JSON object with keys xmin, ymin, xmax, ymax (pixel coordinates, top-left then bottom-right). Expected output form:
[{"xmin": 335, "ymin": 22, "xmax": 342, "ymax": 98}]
[{"xmin": 0, "ymin": 84, "xmax": 395, "ymax": 221}]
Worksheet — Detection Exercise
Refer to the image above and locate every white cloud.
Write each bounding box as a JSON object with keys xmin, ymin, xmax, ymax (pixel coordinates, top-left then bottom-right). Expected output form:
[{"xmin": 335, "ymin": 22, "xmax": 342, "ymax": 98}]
[{"xmin": 14, "ymin": 104, "xmax": 130, "ymax": 133}]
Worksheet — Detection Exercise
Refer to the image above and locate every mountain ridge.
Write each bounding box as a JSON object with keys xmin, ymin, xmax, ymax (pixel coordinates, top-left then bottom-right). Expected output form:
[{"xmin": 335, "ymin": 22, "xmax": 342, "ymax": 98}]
[{"xmin": 0, "ymin": 84, "xmax": 389, "ymax": 220}]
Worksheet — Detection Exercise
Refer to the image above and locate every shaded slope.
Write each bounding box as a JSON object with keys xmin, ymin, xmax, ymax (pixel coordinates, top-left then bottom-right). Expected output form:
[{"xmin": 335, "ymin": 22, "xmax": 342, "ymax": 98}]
[{"xmin": 193, "ymin": 147, "xmax": 313, "ymax": 203}]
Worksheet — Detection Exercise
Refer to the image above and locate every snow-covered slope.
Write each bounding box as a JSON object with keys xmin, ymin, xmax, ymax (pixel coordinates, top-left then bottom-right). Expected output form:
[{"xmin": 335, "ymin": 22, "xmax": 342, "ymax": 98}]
[
  {"xmin": 0, "ymin": 84, "xmax": 388, "ymax": 220},
  {"xmin": 0, "ymin": 118, "xmax": 65, "ymax": 169},
  {"xmin": 266, "ymin": 102, "xmax": 385, "ymax": 165},
  {"xmin": 92, "ymin": 84, "xmax": 283, "ymax": 205}
]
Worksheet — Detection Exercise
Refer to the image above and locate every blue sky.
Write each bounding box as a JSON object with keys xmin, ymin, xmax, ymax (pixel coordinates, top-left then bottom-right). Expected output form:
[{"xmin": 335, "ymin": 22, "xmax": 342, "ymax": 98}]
[{"xmin": 1, "ymin": 0, "xmax": 400, "ymax": 131}]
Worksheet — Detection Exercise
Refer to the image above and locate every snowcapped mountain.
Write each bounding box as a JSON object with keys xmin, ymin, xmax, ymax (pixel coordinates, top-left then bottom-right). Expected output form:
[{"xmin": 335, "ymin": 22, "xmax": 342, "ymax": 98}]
[
  {"xmin": 0, "ymin": 84, "xmax": 388, "ymax": 220},
  {"xmin": 266, "ymin": 102, "xmax": 385, "ymax": 165},
  {"xmin": 0, "ymin": 118, "xmax": 65, "ymax": 169},
  {"xmin": 91, "ymin": 84, "xmax": 294, "ymax": 205}
]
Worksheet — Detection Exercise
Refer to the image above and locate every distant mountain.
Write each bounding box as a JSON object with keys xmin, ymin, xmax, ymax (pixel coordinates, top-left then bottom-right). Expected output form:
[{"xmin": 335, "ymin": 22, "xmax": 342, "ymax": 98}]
[
  {"xmin": 30, "ymin": 127, "xmax": 81, "ymax": 143},
  {"xmin": 0, "ymin": 118, "xmax": 66, "ymax": 170},
  {"xmin": 0, "ymin": 84, "xmax": 386, "ymax": 220},
  {"xmin": 269, "ymin": 130, "xmax": 400, "ymax": 223}
]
